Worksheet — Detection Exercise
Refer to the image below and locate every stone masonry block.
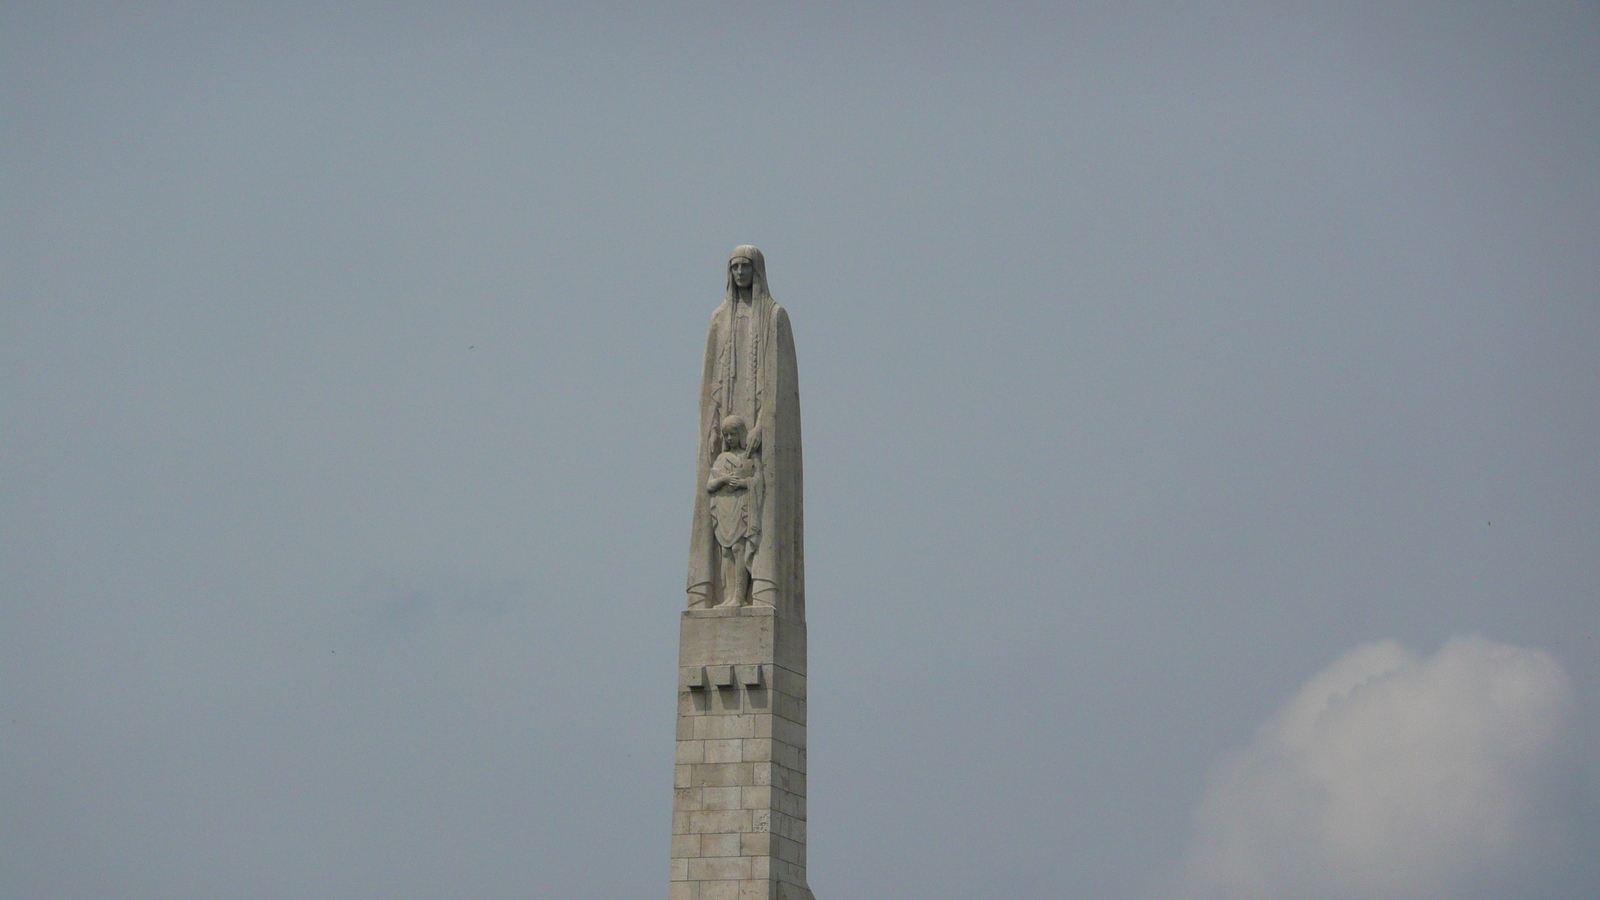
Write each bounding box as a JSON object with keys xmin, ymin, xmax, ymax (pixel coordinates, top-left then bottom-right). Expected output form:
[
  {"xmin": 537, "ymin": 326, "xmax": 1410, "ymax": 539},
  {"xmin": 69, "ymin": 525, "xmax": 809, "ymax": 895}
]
[
  {"xmin": 753, "ymin": 761, "xmax": 807, "ymax": 791},
  {"xmin": 773, "ymin": 859, "xmax": 806, "ymax": 887},
  {"xmin": 672, "ymin": 857, "xmax": 690, "ymax": 881},
  {"xmin": 694, "ymin": 716, "xmax": 755, "ymax": 741},
  {"xmin": 701, "ymin": 786, "xmax": 741, "ymax": 811},
  {"xmin": 675, "ymin": 765, "xmax": 694, "ymax": 789},
  {"xmin": 687, "ymin": 809, "xmax": 751, "ymax": 834},
  {"xmin": 739, "ymin": 879, "xmax": 775, "ymax": 900},
  {"xmin": 741, "ymin": 738, "xmax": 773, "ymax": 762},
  {"xmin": 689, "ymin": 855, "xmax": 752, "ymax": 881},
  {"xmin": 672, "ymin": 834, "xmax": 701, "ymax": 859},
  {"xmin": 771, "ymin": 742, "xmax": 800, "ymax": 772},
  {"xmin": 676, "ymin": 741, "xmax": 705, "ymax": 764},
  {"xmin": 700, "ymin": 832, "xmax": 741, "ymax": 857},
  {"xmin": 770, "ymin": 765, "xmax": 804, "ymax": 796},
  {"xmin": 749, "ymin": 856, "xmax": 771, "ymax": 881},
  {"xmin": 681, "ymin": 666, "xmax": 707, "ymax": 690},
  {"xmin": 741, "ymin": 785, "xmax": 772, "ymax": 810},
  {"xmin": 740, "ymin": 831, "xmax": 773, "ymax": 857},
  {"xmin": 704, "ymin": 739, "xmax": 743, "ymax": 764},
  {"xmin": 700, "ymin": 881, "xmax": 740, "ymax": 900},
  {"xmin": 679, "ymin": 608, "xmax": 775, "ymax": 667},
  {"xmin": 672, "ymin": 811, "xmax": 692, "ymax": 835},
  {"xmin": 669, "ymin": 881, "xmax": 696, "ymax": 900},
  {"xmin": 690, "ymin": 762, "xmax": 753, "ymax": 787},
  {"xmin": 774, "ymin": 834, "xmax": 804, "ymax": 866},
  {"xmin": 773, "ymin": 619, "xmax": 806, "ymax": 677},
  {"xmin": 771, "ymin": 717, "xmax": 804, "ymax": 748},
  {"xmin": 773, "ymin": 694, "xmax": 805, "ymax": 726},
  {"xmin": 769, "ymin": 810, "xmax": 804, "ymax": 843},
  {"xmin": 771, "ymin": 788, "xmax": 805, "ymax": 821},
  {"xmin": 736, "ymin": 664, "xmax": 764, "ymax": 687},
  {"xmin": 675, "ymin": 787, "xmax": 703, "ymax": 811},
  {"xmin": 677, "ymin": 717, "xmax": 696, "ymax": 740},
  {"xmin": 702, "ymin": 696, "xmax": 755, "ymax": 716},
  {"xmin": 770, "ymin": 666, "xmax": 805, "ymax": 699}
]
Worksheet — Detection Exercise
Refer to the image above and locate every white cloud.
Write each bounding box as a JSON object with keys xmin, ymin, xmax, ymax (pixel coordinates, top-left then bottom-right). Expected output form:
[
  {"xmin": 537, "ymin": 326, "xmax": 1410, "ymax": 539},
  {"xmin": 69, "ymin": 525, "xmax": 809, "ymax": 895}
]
[{"xmin": 1152, "ymin": 635, "xmax": 1584, "ymax": 900}]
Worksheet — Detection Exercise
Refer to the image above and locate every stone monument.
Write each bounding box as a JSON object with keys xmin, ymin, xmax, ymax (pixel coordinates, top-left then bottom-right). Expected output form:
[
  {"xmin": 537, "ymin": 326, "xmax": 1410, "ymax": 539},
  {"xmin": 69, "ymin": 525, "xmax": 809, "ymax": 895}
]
[{"xmin": 671, "ymin": 246, "xmax": 816, "ymax": 900}]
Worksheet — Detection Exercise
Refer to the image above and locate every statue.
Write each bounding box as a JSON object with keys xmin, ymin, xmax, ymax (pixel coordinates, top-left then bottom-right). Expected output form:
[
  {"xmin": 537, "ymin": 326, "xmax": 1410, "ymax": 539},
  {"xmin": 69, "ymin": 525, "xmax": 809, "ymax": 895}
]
[
  {"xmin": 706, "ymin": 415, "xmax": 762, "ymax": 608},
  {"xmin": 686, "ymin": 246, "xmax": 804, "ymax": 619}
]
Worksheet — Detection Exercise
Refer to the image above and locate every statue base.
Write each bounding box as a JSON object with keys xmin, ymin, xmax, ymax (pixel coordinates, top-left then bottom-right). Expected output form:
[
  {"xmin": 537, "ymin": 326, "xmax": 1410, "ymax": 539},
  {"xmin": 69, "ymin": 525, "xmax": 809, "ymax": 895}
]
[{"xmin": 670, "ymin": 606, "xmax": 816, "ymax": 900}]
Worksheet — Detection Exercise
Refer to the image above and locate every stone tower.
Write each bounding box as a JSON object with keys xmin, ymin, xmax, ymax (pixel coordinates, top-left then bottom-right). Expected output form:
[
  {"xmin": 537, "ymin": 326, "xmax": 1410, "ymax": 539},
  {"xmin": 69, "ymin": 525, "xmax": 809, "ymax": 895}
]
[{"xmin": 671, "ymin": 247, "xmax": 815, "ymax": 900}]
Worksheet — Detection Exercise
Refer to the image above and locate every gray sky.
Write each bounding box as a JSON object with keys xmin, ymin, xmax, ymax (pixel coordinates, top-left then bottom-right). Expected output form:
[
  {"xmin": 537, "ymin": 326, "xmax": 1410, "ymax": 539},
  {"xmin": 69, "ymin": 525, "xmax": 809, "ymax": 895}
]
[{"xmin": 2, "ymin": 3, "xmax": 1596, "ymax": 898}]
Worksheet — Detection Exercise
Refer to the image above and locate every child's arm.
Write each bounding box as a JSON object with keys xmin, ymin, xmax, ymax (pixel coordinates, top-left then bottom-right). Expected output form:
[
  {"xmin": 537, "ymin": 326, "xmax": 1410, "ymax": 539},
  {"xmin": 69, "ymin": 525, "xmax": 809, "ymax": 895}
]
[{"xmin": 707, "ymin": 456, "xmax": 736, "ymax": 492}]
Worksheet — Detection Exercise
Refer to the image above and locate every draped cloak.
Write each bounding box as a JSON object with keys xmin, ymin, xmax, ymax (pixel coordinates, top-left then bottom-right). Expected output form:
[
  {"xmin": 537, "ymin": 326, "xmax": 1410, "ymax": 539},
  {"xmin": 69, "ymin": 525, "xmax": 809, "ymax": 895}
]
[{"xmin": 686, "ymin": 246, "xmax": 805, "ymax": 621}]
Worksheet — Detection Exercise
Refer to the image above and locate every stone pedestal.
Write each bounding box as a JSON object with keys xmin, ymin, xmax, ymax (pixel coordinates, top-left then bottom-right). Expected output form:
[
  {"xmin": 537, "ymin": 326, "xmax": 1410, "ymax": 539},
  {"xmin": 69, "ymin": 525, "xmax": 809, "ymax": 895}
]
[{"xmin": 671, "ymin": 606, "xmax": 815, "ymax": 900}]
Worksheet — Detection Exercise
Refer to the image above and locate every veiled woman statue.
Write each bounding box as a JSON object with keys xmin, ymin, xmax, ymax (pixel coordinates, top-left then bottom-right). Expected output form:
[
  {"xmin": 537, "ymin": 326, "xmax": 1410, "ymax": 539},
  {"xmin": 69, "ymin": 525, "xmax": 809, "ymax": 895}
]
[{"xmin": 686, "ymin": 246, "xmax": 804, "ymax": 621}]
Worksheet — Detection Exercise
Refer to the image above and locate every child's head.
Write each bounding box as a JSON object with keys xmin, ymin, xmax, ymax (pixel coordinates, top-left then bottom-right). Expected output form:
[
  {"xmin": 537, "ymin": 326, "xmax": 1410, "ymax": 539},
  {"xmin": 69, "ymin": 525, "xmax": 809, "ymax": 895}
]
[{"xmin": 720, "ymin": 415, "xmax": 748, "ymax": 450}]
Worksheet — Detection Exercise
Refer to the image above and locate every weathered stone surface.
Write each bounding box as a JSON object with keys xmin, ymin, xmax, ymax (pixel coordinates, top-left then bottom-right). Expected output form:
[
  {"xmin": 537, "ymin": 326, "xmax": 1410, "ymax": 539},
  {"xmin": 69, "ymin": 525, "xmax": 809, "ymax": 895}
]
[
  {"xmin": 701, "ymin": 786, "xmax": 742, "ymax": 810},
  {"xmin": 689, "ymin": 809, "xmax": 753, "ymax": 834},
  {"xmin": 701, "ymin": 833, "xmax": 742, "ymax": 858},
  {"xmin": 676, "ymin": 834, "xmax": 704, "ymax": 857},
  {"xmin": 679, "ymin": 607, "xmax": 807, "ymax": 676},
  {"xmin": 673, "ymin": 610, "xmax": 815, "ymax": 897},
  {"xmin": 674, "ymin": 249, "xmax": 815, "ymax": 900},
  {"xmin": 686, "ymin": 246, "xmax": 804, "ymax": 621}
]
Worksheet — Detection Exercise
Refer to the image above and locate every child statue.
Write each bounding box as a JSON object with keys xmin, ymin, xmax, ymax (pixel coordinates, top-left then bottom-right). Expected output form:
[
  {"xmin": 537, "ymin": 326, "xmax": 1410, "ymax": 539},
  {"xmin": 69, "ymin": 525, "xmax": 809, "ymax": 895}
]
[{"xmin": 706, "ymin": 414, "xmax": 763, "ymax": 608}]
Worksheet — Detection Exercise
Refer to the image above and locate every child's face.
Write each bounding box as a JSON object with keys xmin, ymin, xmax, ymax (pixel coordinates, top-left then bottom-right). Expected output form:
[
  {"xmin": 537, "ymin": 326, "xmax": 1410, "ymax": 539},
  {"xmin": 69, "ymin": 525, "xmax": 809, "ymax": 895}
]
[{"xmin": 722, "ymin": 425, "xmax": 742, "ymax": 449}]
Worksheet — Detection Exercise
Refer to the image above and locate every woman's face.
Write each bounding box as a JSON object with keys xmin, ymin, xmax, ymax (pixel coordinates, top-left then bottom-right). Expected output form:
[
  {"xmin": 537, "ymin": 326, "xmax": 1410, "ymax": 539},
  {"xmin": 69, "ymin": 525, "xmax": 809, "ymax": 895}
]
[{"xmin": 730, "ymin": 258, "xmax": 754, "ymax": 289}]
